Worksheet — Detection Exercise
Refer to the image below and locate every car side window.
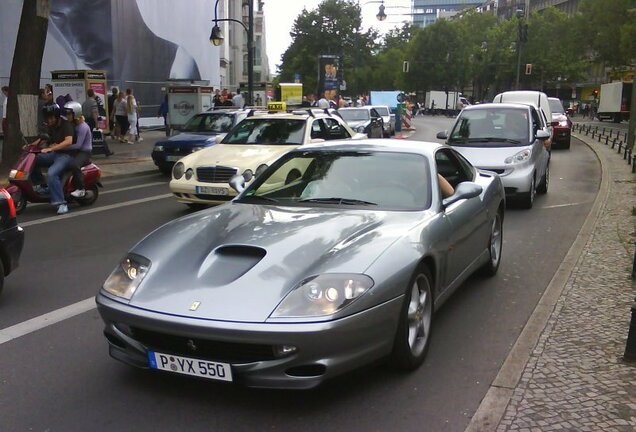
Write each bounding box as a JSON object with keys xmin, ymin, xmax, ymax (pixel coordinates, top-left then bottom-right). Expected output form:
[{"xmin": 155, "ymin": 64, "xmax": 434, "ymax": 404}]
[
  {"xmin": 435, "ymin": 149, "xmax": 473, "ymax": 188},
  {"xmin": 530, "ymin": 108, "xmax": 541, "ymax": 133},
  {"xmin": 310, "ymin": 120, "xmax": 325, "ymax": 140},
  {"xmin": 370, "ymin": 109, "xmax": 379, "ymax": 118},
  {"xmin": 323, "ymin": 118, "xmax": 351, "ymax": 140}
]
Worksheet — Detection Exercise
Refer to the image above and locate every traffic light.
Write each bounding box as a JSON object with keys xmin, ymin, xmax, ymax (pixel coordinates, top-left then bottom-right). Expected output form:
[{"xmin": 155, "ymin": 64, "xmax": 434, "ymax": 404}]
[{"xmin": 525, "ymin": 63, "xmax": 532, "ymax": 75}]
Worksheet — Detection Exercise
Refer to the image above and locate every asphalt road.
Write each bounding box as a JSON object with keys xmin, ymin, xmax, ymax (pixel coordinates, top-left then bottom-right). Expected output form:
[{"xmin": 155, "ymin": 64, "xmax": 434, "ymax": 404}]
[{"xmin": 0, "ymin": 117, "xmax": 600, "ymax": 432}]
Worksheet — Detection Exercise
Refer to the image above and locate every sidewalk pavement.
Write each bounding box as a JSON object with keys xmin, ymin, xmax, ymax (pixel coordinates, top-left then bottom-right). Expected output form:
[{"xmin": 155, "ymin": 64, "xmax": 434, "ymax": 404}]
[
  {"xmin": 88, "ymin": 129, "xmax": 163, "ymax": 178},
  {"xmin": 468, "ymin": 130, "xmax": 636, "ymax": 431}
]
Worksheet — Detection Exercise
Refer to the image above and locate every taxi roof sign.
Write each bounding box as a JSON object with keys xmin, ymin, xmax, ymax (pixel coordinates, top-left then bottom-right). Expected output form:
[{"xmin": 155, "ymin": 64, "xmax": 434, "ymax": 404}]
[{"xmin": 267, "ymin": 101, "xmax": 287, "ymax": 112}]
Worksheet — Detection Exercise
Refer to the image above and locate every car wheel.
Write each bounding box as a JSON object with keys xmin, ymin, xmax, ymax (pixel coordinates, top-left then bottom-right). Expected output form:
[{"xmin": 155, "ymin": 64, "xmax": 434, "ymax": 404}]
[
  {"xmin": 480, "ymin": 210, "xmax": 503, "ymax": 277},
  {"xmin": 520, "ymin": 175, "xmax": 535, "ymax": 209},
  {"xmin": 390, "ymin": 266, "xmax": 434, "ymax": 370},
  {"xmin": 12, "ymin": 191, "xmax": 26, "ymax": 215},
  {"xmin": 537, "ymin": 163, "xmax": 549, "ymax": 194}
]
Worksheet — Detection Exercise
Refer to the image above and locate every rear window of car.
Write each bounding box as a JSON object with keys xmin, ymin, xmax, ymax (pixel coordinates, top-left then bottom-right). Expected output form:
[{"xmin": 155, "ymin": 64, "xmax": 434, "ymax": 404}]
[
  {"xmin": 548, "ymin": 99, "xmax": 565, "ymax": 114},
  {"xmin": 373, "ymin": 107, "xmax": 389, "ymax": 116},
  {"xmin": 340, "ymin": 109, "xmax": 370, "ymax": 121},
  {"xmin": 449, "ymin": 108, "xmax": 530, "ymax": 146},
  {"xmin": 222, "ymin": 118, "xmax": 306, "ymax": 145},
  {"xmin": 182, "ymin": 114, "xmax": 234, "ymax": 133}
]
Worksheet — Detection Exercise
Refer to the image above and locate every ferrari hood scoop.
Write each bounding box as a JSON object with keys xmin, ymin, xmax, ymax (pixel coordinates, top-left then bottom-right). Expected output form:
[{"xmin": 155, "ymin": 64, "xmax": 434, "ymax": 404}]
[{"xmin": 198, "ymin": 245, "xmax": 266, "ymax": 286}]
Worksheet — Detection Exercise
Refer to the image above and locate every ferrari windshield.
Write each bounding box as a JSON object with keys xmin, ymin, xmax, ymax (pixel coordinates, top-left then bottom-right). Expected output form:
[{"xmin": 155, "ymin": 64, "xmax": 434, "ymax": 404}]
[
  {"xmin": 449, "ymin": 107, "xmax": 530, "ymax": 146},
  {"xmin": 239, "ymin": 150, "xmax": 432, "ymax": 210},
  {"xmin": 182, "ymin": 113, "xmax": 234, "ymax": 133},
  {"xmin": 340, "ymin": 109, "xmax": 370, "ymax": 121},
  {"xmin": 222, "ymin": 118, "xmax": 306, "ymax": 145}
]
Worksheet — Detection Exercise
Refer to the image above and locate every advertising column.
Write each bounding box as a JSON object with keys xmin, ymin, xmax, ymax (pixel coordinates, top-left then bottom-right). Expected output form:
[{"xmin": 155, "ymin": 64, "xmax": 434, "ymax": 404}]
[
  {"xmin": 51, "ymin": 70, "xmax": 109, "ymax": 131},
  {"xmin": 318, "ymin": 55, "xmax": 341, "ymax": 102}
]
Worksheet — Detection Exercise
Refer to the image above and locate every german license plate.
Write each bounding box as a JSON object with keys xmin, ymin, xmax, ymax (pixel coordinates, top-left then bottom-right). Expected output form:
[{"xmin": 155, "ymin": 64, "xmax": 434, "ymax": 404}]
[
  {"xmin": 196, "ymin": 186, "xmax": 228, "ymax": 195},
  {"xmin": 166, "ymin": 156, "xmax": 181, "ymax": 162},
  {"xmin": 148, "ymin": 351, "xmax": 233, "ymax": 382}
]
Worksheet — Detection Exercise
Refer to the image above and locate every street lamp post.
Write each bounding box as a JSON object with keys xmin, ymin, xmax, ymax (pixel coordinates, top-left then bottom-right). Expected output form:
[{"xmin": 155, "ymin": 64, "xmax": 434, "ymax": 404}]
[
  {"xmin": 210, "ymin": 0, "xmax": 254, "ymax": 105},
  {"xmin": 514, "ymin": 6, "xmax": 527, "ymax": 90}
]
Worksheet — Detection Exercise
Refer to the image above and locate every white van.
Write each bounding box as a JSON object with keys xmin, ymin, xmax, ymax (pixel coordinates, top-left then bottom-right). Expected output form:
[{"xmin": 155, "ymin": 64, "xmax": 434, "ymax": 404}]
[{"xmin": 493, "ymin": 91, "xmax": 554, "ymax": 150}]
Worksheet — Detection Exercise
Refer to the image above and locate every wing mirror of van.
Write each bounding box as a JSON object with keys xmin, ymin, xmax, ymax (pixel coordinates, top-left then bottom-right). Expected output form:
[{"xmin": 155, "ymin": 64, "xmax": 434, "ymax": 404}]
[{"xmin": 536, "ymin": 129, "xmax": 551, "ymax": 140}]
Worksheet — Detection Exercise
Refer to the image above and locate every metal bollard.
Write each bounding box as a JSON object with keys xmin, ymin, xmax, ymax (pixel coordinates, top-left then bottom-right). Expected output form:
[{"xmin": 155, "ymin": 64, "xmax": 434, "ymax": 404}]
[
  {"xmin": 606, "ymin": 135, "xmax": 609, "ymax": 145},
  {"xmin": 592, "ymin": 130, "xmax": 596, "ymax": 139},
  {"xmin": 618, "ymin": 142, "xmax": 623, "ymax": 152},
  {"xmin": 602, "ymin": 127, "xmax": 606, "ymax": 134},
  {"xmin": 613, "ymin": 138, "xmax": 617, "ymax": 149},
  {"xmin": 625, "ymin": 298, "xmax": 636, "ymax": 361}
]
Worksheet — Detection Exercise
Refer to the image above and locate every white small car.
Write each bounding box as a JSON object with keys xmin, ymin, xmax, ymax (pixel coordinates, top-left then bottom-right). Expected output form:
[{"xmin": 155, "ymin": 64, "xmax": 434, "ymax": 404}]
[{"xmin": 169, "ymin": 110, "xmax": 365, "ymax": 208}]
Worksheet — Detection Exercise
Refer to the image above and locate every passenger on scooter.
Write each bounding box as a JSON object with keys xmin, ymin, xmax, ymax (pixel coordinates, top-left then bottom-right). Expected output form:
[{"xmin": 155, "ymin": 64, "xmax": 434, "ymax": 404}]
[
  {"xmin": 62, "ymin": 101, "xmax": 92, "ymax": 198},
  {"xmin": 29, "ymin": 103, "xmax": 75, "ymax": 215}
]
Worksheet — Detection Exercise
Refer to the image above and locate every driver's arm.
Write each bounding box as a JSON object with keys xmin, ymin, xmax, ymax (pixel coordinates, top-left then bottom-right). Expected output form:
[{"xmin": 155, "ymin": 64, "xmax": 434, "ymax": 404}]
[
  {"xmin": 43, "ymin": 135, "xmax": 73, "ymax": 153},
  {"xmin": 438, "ymin": 174, "xmax": 454, "ymax": 198}
]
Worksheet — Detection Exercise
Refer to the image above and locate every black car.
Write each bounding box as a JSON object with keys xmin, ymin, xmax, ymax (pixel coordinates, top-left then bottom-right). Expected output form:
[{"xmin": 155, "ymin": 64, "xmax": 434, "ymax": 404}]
[
  {"xmin": 338, "ymin": 107, "xmax": 385, "ymax": 138},
  {"xmin": 0, "ymin": 189, "xmax": 24, "ymax": 296},
  {"xmin": 151, "ymin": 109, "xmax": 248, "ymax": 174}
]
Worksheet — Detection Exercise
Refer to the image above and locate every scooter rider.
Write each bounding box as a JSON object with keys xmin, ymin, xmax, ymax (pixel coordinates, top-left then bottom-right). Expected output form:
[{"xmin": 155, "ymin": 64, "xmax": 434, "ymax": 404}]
[
  {"xmin": 29, "ymin": 103, "xmax": 74, "ymax": 215},
  {"xmin": 62, "ymin": 101, "xmax": 92, "ymax": 198}
]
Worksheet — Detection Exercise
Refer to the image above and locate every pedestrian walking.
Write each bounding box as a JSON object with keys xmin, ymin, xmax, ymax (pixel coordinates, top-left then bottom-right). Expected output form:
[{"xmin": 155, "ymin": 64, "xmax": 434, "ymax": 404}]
[
  {"xmin": 113, "ymin": 92, "xmax": 129, "ymax": 143},
  {"xmin": 125, "ymin": 90, "xmax": 138, "ymax": 143},
  {"xmin": 82, "ymin": 89, "xmax": 100, "ymax": 131},
  {"xmin": 157, "ymin": 94, "xmax": 169, "ymax": 136},
  {"xmin": 232, "ymin": 89, "xmax": 244, "ymax": 108}
]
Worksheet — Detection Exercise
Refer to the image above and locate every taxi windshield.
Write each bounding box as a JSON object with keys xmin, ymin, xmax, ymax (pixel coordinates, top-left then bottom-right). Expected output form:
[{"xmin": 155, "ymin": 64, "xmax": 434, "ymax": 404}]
[{"xmin": 222, "ymin": 118, "xmax": 306, "ymax": 145}]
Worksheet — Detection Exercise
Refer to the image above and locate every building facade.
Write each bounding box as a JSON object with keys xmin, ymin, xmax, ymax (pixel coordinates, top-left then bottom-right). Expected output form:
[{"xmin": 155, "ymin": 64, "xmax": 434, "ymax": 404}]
[{"xmin": 411, "ymin": 0, "xmax": 484, "ymax": 26}]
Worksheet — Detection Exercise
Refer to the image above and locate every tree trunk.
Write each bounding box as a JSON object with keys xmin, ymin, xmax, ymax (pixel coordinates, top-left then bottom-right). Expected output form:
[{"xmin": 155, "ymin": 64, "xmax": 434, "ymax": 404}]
[{"xmin": 3, "ymin": 0, "xmax": 49, "ymax": 165}]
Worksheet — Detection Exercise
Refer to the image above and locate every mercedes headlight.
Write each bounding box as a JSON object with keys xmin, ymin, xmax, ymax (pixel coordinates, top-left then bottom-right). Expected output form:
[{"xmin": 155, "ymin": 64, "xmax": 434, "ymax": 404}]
[
  {"xmin": 356, "ymin": 126, "xmax": 366, "ymax": 133},
  {"xmin": 154, "ymin": 145, "xmax": 164, "ymax": 152},
  {"xmin": 505, "ymin": 149, "xmax": 531, "ymax": 165},
  {"xmin": 271, "ymin": 274, "xmax": 374, "ymax": 318},
  {"xmin": 242, "ymin": 169, "xmax": 253, "ymax": 182},
  {"xmin": 173, "ymin": 162, "xmax": 185, "ymax": 179},
  {"xmin": 103, "ymin": 254, "xmax": 151, "ymax": 300},
  {"xmin": 255, "ymin": 164, "xmax": 268, "ymax": 177}
]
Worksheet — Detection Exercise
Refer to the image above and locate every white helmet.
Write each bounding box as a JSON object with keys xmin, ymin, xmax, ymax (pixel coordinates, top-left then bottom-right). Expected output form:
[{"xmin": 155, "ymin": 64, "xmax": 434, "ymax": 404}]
[{"xmin": 63, "ymin": 101, "xmax": 82, "ymax": 119}]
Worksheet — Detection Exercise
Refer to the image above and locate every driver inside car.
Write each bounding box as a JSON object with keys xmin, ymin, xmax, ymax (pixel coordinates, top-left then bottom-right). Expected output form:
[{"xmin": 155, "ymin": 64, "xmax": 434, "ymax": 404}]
[{"xmin": 29, "ymin": 103, "xmax": 75, "ymax": 215}]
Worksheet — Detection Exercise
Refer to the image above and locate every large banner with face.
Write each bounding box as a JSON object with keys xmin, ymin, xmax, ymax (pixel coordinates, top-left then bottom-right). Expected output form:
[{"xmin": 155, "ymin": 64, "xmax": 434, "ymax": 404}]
[
  {"xmin": 318, "ymin": 55, "xmax": 341, "ymax": 102},
  {"xmin": 0, "ymin": 0, "xmax": 219, "ymax": 116}
]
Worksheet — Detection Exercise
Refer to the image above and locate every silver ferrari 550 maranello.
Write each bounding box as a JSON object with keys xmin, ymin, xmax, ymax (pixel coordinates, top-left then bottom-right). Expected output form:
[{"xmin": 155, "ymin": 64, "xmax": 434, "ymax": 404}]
[{"xmin": 96, "ymin": 139, "xmax": 506, "ymax": 389}]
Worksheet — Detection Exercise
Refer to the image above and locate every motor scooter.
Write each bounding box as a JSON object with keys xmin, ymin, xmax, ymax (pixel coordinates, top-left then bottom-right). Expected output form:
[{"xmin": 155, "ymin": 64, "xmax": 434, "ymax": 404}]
[{"xmin": 5, "ymin": 143, "xmax": 102, "ymax": 214}]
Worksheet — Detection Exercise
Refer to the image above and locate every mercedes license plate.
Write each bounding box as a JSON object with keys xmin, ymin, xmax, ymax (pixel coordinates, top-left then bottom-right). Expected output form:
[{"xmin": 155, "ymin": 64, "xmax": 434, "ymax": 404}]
[
  {"xmin": 196, "ymin": 186, "xmax": 228, "ymax": 195},
  {"xmin": 148, "ymin": 351, "xmax": 233, "ymax": 382}
]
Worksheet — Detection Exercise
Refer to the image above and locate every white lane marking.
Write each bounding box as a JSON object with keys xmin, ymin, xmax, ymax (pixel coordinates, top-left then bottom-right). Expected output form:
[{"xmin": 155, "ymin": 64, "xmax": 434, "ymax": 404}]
[
  {"xmin": 20, "ymin": 193, "xmax": 172, "ymax": 227},
  {"xmin": 25, "ymin": 181, "xmax": 168, "ymax": 208},
  {"xmin": 102, "ymin": 181, "xmax": 167, "ymax": 195},
  {"xmin": 102, "ymin": 172, "xmax": 160, "ymax": 185},
  {"xmin": 541, "ymin": 201, "xmax": 592, "ymax": 209},
  {"xmin": 0, "ymin": 297, "xmax": 96, "ymax": 345}
]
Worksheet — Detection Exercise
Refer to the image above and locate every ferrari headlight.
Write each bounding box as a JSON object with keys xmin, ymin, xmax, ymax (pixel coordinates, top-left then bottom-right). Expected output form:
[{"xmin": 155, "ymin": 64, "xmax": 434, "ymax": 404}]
[
  {"xmin": 173, "ymin": 162, "xmax": 185, "ymax": 179},
  {"xmin": 154, "ymin": 145, "xmax": 164, "ymax": 152},
  {"xmin": 505, "ymin": 149, "xmax": 531, "ymax": 165},
  {"xmin": 271, "ymin": 274, "xmax": 374, "ymax": 318},
  {"xmin": 356, "ymin": 126, "xmax": 366, "ymax": 133},
  {"xmin": 103, "ymin": 254, "xmax": 151, "ymax": 300}
]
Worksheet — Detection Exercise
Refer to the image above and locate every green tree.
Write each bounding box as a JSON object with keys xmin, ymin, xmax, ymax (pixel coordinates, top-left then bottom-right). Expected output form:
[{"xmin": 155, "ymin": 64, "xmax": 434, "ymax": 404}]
[
  {"xmin": 577, "ymin": 0, "xmax": 636, "ymax": 67},
  {"xmin": 277, "ymin": 0, "xmax": 377, "ymax": 97},
  {"xmin": 522, "ymin": 8, "xmax": 587, "ymax": 91}
]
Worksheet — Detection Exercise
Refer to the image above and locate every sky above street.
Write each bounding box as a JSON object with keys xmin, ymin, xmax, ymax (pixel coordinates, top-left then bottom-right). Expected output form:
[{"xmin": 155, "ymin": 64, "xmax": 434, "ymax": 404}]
[{"xmin": 262, "ymin": 0, "xmax": 412, "ymax": 75}]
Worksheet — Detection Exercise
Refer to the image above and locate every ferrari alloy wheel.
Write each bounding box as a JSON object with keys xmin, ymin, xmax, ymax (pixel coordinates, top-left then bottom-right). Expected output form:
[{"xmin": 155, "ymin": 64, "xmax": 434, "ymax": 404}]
[{"xmin": 391, "ymin": 267, "xmax": 433, "ymax": 370}]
